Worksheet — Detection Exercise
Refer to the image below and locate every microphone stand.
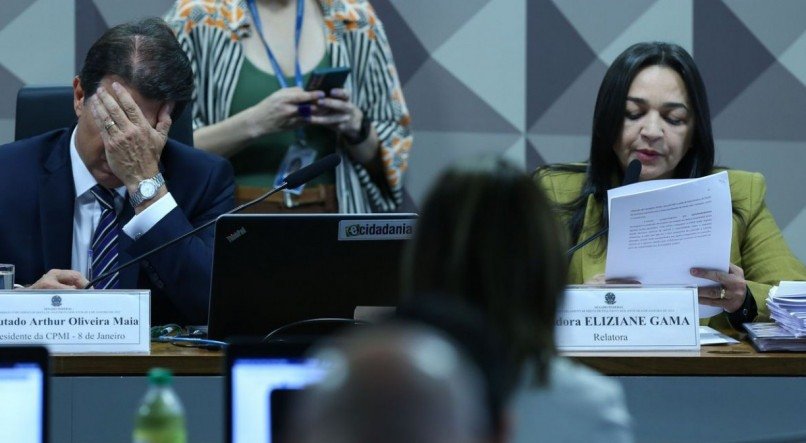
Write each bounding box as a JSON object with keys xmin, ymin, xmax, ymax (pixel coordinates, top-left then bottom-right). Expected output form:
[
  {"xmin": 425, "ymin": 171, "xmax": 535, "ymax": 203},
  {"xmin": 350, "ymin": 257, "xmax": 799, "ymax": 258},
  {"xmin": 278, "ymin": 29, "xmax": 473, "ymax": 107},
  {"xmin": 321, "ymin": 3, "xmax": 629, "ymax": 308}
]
[
  {"xmin": 565, "ymin": 226, "xmax": 608, "ymax": 258},
  {"xmin": 565, "ymin": 159, "xmax": 642, "ymax": 259},
  {"xmin": 84, "ymin": 183, "xmax": 290, "ymax": 289}
]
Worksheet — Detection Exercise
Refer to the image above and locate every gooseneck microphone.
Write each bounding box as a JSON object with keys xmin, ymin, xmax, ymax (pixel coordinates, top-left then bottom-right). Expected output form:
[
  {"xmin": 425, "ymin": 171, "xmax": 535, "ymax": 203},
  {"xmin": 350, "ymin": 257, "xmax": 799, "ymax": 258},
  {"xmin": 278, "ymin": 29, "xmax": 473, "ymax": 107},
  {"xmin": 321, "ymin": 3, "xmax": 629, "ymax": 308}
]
[
  {"xmin": 283, "ymin": 153, "xmax": 341, "ymax": 189},
  {"xmin": 565, "ymin": 159, "xmax": 642, "ymax": 258},
  {"xmin": 84, "ymin": 153, "xmax": 342, "ymax": 289}
]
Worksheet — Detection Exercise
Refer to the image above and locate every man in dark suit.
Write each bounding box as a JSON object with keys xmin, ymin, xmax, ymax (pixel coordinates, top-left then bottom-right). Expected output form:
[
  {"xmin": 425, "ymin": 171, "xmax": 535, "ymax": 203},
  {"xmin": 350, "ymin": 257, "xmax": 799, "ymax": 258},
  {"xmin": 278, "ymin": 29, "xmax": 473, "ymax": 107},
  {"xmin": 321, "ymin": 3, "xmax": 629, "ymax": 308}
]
[{"xmin": 0, "ymin": 18, "xmax": 234, "ymax": 325}]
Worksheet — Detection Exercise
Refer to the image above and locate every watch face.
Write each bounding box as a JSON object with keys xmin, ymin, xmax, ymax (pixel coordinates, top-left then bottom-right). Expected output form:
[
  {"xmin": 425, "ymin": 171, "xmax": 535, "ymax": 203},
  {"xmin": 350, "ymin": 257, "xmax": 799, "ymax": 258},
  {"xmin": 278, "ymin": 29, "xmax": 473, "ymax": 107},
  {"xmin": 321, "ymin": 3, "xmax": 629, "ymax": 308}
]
[{"xmin": 139, "ymin": 181, "xmax": 157, "ymax": 199}]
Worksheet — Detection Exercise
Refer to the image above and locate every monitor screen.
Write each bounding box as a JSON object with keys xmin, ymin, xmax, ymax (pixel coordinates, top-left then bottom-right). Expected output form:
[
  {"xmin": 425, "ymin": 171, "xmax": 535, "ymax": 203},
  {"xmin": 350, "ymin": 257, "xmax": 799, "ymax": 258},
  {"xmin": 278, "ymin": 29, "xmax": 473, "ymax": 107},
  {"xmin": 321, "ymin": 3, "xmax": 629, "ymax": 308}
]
[
  {"xmin": 231, "ymin": 357, "xmax": 327, "ymax": 443},
  {"xmin": 0, "ymin": 362, "xmax": 44, "ymax": 443}
]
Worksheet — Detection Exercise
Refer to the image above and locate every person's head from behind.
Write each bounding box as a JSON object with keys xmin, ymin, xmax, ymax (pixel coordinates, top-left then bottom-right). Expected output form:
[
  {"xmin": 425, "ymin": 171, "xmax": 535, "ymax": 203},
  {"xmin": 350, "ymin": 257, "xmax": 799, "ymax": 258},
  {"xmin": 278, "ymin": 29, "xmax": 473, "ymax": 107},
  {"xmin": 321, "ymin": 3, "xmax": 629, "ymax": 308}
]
[
  {"xmin": 591, "ymin": 42, "xmax": 714, "ymax": 183},
  {"xmin": 403, "ymin": 156, "xmax": 567, "ymax": 380},
  {"xmin": 395, "ymin": 295, "xmax": 516, "ymax": 443},
  {"xmin": 72, "ymin": 17, "xmax": 192, "ymax": 188},
  {"xmin": 287, "ymin": 324, "xmax": 490, "ymax": 443}
]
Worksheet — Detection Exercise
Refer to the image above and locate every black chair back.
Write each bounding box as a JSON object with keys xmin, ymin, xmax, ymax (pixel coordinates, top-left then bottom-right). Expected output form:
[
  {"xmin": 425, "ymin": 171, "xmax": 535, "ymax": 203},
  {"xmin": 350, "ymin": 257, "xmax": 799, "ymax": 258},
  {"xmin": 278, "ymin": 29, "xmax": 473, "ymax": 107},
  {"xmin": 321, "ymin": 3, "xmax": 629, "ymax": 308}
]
[{"xmin": 14, "ymin": 85, "xmax": 194, "ymax": 146}]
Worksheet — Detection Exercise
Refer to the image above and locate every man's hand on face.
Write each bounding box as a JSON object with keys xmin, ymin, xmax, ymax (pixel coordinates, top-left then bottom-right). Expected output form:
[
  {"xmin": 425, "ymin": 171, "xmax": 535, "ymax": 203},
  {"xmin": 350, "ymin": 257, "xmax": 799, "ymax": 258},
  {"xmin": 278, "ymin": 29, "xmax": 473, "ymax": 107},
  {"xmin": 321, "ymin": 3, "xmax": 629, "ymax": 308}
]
[
  {"xmin": 89, "ymin": 82, "xmax": 173, "ymax": 193},
  {"xmin": 30, "ymin": 269, "xmax": 89, "ymax": 290}
]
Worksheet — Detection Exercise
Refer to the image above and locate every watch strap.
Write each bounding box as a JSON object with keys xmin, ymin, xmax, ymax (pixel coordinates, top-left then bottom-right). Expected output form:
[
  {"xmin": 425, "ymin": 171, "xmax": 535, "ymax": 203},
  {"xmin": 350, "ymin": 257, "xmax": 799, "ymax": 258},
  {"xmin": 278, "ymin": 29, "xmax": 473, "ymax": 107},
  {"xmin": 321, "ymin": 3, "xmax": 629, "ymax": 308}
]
[
  {"xmin": 344, "ymin": 115, "xmax": 371, "ymax": 145},
  {"xmin": 727, "ymin": 286, "xmax": 758, "ymax": 330},
  {"xmin": 130, "ymin": 173, "xmax": 165, "ymax": 208}
]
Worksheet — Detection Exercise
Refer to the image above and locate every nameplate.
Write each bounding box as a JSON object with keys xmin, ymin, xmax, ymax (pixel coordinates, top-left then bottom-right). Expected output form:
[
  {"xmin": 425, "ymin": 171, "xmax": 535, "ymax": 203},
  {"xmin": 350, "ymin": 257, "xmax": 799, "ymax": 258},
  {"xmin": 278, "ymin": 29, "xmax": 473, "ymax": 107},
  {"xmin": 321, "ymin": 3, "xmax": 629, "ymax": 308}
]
[
  {"xmin": 556, "ymin": 285, "xmax": 699, "ymax": 351},
  {"xmin": 0, "ymin": 290, "xmax": 150, "ymax": 354}
]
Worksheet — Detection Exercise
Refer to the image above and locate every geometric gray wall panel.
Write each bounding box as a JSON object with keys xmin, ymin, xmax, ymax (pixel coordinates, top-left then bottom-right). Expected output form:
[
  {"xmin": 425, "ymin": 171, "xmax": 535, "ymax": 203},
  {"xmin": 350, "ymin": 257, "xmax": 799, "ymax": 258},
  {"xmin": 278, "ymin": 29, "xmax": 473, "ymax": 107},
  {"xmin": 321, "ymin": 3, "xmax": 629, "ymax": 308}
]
[
  {"xmin": 694, "ymin": 0, "xmax": 778, "ymax": 116},
  {"xmin": 404, "ymin": 58, "xmax": 519, "ymax": 133},
  {"xmin": 528, "ymin": 0, "xmax": 600, "ymax": 128},
  {"xmin": 364, "ymin": 0, "xmax": 431, "ymax": 85},
  {"xmin": 0, "ymin": 1, "xmax": 37, "ymax": 31},
  {"xmin": 75, "ymin": 0, "xmax": 112, "ymax": 74},
  {"xmin": 712, "ymin": 62, "xmax": 806, "ymax": 141}
]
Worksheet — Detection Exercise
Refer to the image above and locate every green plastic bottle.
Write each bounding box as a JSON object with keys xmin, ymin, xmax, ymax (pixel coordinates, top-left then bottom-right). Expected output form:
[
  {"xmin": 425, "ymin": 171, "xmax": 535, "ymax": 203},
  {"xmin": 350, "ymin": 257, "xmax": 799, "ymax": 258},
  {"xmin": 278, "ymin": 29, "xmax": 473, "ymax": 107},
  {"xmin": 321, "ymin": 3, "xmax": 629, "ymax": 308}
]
[{"xmin": 133, "ymin": 368, "xmax": 187, "ymax": 443}]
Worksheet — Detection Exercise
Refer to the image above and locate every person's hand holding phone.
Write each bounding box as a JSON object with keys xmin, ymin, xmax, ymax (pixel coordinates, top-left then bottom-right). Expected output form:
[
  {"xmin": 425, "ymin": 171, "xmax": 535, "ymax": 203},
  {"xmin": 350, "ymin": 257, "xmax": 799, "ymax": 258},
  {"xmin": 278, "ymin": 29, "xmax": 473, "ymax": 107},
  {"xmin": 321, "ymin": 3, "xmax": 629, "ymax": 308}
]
[
  {"xmin": 246, "ymin": 87, "xmax": 323, "ymax": 137},
  {"xmin": 309, "ymin": 88, "xmax": 363, "ymax": 138},
  {"xmin": 304, "ymin": 67, "xmax": 364, "ymax": 140}
]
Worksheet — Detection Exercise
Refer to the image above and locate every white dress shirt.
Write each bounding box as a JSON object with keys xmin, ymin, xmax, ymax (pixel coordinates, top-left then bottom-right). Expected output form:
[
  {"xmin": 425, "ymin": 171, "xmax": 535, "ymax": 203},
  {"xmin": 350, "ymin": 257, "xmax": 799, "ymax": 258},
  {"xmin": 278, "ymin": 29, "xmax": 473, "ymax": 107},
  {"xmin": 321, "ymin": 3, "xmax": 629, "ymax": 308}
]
[{"xmin": 69, "ymin": 128, "xmax": 178, "ymax": 279}]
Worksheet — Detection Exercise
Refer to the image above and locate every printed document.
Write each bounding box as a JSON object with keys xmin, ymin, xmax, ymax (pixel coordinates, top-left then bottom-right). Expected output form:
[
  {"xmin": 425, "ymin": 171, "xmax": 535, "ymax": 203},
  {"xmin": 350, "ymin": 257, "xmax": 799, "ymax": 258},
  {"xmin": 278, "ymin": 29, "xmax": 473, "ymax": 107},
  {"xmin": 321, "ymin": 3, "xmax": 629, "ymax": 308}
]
[
  {"xmin": 605, "ymin": 171, "xmax": 732, "ymax": 317},
  {"xmin": 767, "ymin": 281, "xmax": 806, "ymax": 336}
]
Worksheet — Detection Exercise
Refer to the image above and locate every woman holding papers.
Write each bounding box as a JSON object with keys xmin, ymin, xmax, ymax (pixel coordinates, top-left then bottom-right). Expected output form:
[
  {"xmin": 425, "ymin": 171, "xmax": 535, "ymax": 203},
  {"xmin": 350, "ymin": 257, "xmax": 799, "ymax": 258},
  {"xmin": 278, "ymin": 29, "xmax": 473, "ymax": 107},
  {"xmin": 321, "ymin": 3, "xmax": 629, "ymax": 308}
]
[
  {"xmin": 405, "ymin": 157, "xmax": 633, "ymax": 442},
  {"xmin": 536, "ymin": 42, "xmax": 806, "ymax": 330}
]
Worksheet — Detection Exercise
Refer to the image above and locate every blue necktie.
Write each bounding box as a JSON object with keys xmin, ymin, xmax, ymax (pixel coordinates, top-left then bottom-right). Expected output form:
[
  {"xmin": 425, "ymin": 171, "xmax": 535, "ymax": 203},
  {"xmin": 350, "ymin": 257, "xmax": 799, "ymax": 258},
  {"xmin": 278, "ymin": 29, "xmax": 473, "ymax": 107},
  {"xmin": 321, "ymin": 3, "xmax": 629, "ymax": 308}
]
[{"xmin": 90, "ymin": 185, "xmax": 120, "ymax": 289}]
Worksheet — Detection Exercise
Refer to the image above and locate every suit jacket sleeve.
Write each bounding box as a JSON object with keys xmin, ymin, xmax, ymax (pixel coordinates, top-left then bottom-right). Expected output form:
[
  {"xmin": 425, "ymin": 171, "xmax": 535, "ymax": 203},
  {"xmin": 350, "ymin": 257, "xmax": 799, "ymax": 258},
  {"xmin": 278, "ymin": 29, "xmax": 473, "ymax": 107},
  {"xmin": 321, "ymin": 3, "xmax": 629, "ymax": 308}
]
[
  {"xmin": 736, "ymin": 172, "xmax": 806, "ymax": 321},
  {"xmin": 125, "ymin": 159, "xmax": 235, "ymax": 324}
]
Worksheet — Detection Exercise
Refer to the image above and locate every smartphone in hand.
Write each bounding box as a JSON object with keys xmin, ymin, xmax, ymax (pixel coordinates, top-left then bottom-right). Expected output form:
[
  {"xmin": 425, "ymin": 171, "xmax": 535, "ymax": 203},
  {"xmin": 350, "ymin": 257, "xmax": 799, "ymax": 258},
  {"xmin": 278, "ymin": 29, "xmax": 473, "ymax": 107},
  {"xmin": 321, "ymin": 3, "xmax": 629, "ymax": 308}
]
[{"xmin": 305, "ymin": 66, "xmax": 351, "ymax": 94}]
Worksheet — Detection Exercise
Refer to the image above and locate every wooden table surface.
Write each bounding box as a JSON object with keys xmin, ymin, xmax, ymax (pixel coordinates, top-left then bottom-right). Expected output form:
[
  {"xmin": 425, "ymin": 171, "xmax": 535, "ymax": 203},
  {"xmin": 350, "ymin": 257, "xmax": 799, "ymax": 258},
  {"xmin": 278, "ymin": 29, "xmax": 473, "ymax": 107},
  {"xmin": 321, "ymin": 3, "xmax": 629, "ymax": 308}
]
[
  {"xmin": 52, "ymin": 342, "xmax": 223, "ymax": 376},
  {"xmin": 51, "ymin": 337, "xmax": 806, "ymax": 377},
  {"xmin": 568, "ymin": 339, "xmax": 806, "ymax": 376}
]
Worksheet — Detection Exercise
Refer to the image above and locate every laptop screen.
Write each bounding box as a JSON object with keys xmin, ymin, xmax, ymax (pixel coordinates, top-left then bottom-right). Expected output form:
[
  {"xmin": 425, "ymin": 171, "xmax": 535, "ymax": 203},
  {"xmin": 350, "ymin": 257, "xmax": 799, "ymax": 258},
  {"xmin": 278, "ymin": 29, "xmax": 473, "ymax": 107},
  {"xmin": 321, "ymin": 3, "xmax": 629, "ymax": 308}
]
[
  {"xmin": 209, "ymin": 214, "xmax": 416, "ymax": 340},
  {"xmin": 0, "ymin": 357, "xmax": 46, "ymax": 443},
  {"xmin": 231, "ymin": 356, "xmax": 327, "ymax": 443}
]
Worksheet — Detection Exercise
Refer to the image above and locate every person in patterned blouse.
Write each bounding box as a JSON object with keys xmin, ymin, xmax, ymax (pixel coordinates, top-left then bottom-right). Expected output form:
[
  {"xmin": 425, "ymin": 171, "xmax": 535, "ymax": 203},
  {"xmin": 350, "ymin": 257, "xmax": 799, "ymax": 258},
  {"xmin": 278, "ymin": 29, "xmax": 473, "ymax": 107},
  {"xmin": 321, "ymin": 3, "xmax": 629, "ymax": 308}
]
[{"xmin": 165, "ymin": 0, "xmax": 412, "ymax": 212}]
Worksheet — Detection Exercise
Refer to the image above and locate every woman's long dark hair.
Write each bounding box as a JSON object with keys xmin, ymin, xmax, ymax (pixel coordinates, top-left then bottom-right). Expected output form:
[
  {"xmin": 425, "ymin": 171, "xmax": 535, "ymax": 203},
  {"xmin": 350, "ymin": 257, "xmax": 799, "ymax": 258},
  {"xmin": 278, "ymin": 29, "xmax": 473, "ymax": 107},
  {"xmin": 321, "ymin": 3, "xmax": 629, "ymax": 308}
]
[
  {"xmin": 402, "ymin": 157, "xmax": 567, "ymax": 386},
  {"xmin": 543, "ymin": 42, "xmax": 715, "ymax": 248}
]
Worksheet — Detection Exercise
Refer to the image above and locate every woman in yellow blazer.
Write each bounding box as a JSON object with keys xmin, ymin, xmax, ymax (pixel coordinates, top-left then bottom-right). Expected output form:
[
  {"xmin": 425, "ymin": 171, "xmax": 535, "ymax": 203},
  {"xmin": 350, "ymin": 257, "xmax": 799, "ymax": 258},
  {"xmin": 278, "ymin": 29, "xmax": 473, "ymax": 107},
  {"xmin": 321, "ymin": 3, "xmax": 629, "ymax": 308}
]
[{"xmin": 535, "ymin": 42, "xmax": 806, "ymax": 330}]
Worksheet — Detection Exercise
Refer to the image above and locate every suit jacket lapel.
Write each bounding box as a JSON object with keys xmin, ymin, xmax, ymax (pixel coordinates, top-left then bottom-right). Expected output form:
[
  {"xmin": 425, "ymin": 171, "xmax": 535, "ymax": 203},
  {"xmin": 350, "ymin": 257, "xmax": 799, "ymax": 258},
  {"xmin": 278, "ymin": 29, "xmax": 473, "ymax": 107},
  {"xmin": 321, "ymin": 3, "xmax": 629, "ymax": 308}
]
[
  {"xmin": 581, "ymin": 194, "xmax": 606, "ymax": 281},
  {"xmin": 39, "ymin": 131, "xmax": 75, "ymax": 272}
]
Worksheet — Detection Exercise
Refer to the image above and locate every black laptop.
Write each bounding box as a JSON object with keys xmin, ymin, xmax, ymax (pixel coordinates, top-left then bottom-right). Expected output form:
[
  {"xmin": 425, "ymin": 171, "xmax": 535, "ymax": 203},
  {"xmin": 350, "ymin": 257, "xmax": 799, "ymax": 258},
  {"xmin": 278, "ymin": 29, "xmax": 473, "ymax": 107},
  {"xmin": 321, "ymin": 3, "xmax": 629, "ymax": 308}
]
[
  {"xmin": 0, "ymin": 346, "xmax": 48, "ymax": 443},
  {"xmin": 208, "ymin": 214, "xmax": 416, "ymax": 340}
]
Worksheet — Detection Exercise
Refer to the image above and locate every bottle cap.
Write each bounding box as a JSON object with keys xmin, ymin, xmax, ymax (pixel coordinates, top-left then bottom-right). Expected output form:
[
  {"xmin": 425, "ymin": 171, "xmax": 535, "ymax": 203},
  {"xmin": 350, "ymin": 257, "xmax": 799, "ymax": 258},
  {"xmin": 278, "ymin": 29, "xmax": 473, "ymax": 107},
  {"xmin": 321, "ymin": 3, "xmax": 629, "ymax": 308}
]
[{"xmin": 148, "ymin": 367, "xmax": 173, "ymax": 386}]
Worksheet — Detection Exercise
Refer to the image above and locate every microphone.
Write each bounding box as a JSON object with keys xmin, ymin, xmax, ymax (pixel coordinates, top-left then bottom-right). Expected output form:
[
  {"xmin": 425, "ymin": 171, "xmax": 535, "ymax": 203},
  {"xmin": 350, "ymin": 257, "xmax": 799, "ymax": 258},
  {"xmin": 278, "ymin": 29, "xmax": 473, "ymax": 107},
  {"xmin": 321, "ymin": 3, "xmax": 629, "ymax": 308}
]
[
  {"xmin": 621, "ymin": 158, "xmax": 642, "ymax": 188},
  {"xmin": 285, "ymin": 151, "xmax": 340, "ymax": 189},
  {"xmin": 85, "ymin": 153, "xmax": 342, "ymax": 289},
  {"xmin": 565, "ymin": 159, "xmax": 642, "ymax": 257}
]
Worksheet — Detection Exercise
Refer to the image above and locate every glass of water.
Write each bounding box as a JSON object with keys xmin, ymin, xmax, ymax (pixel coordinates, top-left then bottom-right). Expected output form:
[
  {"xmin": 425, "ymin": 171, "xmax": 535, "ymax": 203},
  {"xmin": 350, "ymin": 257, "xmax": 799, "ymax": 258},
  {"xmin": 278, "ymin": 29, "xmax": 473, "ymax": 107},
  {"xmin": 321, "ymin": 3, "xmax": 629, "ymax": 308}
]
[{"xmin": 0, "ymin": 264, "xmax": 14, "ymax": 290}]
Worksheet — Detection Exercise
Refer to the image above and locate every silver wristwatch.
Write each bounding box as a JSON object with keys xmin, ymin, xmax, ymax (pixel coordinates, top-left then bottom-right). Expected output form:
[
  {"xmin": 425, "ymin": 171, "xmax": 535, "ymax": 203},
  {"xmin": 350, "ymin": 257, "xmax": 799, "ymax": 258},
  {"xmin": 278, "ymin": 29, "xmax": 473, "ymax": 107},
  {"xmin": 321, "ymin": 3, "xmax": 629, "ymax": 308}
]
[{"xmin": 129, "ymin": 173, "xmax": 165, "ymax": 208}]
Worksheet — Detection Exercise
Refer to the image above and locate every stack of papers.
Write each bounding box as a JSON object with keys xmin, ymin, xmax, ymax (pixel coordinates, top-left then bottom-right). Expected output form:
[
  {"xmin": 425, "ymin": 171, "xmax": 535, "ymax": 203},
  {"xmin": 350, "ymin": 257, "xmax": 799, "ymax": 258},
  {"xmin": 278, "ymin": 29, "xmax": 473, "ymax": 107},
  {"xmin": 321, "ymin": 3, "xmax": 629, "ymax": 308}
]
[
  {"xmin": 766, "ymin": 281, "xmax": 806, "ymax": 337},
  {"xmin": 605, "ymin": 171, "xmax": 733, "ymax": 318},
  {"xmin": 744, "ymin": 322, "xmax": 806, "ymax": 352}
]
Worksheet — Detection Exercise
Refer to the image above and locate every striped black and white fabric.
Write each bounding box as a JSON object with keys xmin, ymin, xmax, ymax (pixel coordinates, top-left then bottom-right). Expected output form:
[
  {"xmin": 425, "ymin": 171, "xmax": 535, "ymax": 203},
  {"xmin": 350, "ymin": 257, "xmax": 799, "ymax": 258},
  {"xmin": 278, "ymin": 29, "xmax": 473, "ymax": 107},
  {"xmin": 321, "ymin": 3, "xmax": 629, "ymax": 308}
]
[
  {"xmin": 165, "ymin": 0, "xmax": 413, "ymax": 213},
  {"xmin": 89, "ymin": 185, "xmax": 121, "ymax": 289}
]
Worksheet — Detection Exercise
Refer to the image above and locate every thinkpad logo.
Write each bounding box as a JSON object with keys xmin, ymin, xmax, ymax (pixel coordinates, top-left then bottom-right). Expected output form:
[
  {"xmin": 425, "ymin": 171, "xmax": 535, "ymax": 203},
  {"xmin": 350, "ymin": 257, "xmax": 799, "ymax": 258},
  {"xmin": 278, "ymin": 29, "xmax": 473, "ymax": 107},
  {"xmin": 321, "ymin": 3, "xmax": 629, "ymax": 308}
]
[{"xmin": 226, "ymin": 227, "xmax": 247, "ymax": 243}]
